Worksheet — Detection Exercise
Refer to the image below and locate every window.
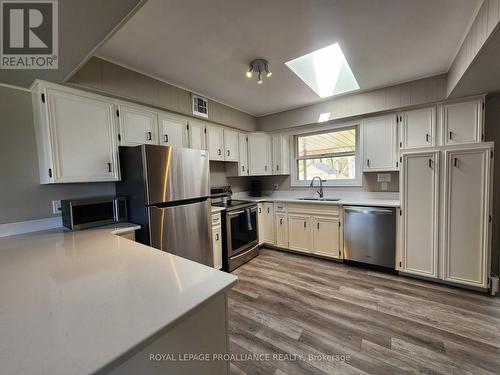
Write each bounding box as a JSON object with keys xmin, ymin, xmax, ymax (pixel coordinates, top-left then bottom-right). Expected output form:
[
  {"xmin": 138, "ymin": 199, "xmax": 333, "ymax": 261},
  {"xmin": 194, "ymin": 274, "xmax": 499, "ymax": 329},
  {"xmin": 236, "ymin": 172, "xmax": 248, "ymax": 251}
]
[{"xmin": 293, "ymin": 127, "xmax": 361, "ymax": 186}]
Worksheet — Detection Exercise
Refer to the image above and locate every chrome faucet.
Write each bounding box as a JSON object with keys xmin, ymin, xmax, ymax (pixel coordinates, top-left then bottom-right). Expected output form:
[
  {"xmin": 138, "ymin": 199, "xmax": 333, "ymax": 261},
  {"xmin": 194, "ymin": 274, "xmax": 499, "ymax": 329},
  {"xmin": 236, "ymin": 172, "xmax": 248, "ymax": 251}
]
[{"xmin": 310, "ymin": 176, "xmax": 325, "ymax": 198}]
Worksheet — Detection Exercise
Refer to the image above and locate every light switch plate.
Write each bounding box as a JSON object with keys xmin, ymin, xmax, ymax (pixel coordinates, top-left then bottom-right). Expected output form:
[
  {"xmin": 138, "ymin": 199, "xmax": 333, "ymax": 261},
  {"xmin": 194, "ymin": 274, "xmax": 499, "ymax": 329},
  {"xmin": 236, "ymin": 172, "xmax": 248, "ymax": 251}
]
[
  {"xmin": 52, "ymin": 200, "xmax": 61, "ymax": 214},
  {"xmin": 377, "ymin": 173, "xmax": 391, "ymax": 182}
]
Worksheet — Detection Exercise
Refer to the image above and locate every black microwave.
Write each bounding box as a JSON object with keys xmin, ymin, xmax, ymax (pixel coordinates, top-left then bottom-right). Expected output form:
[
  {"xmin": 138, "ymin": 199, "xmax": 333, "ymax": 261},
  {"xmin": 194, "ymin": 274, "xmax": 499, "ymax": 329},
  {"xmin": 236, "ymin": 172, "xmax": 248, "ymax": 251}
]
[{"xmin": 61, "ymin": 197, "xmax": 127, "ymax": 230}]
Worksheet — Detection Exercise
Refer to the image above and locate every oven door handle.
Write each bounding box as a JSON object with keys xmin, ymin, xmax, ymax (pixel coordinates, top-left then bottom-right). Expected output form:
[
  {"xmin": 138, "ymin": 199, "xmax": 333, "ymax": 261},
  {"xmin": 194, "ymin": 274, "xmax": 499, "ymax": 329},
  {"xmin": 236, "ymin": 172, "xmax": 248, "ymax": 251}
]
[{"xmin": 228, "ymin": 208, "xmax": 257, "ymax": 216}]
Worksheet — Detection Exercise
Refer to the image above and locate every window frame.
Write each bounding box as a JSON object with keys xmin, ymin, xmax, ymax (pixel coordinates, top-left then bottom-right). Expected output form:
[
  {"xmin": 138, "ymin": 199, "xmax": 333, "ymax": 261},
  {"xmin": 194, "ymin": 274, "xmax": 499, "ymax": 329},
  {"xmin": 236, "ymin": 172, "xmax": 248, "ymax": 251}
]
[{"xmin": 290, "ymin": 124, "xmax": 363, "ymax": 187}]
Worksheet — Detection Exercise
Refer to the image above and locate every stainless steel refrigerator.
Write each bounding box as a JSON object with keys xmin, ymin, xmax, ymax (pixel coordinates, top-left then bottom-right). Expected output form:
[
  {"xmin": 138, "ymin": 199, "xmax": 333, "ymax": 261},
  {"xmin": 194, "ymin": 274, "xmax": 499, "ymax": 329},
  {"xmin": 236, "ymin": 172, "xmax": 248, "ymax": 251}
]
[{"xmin": 116, "ymin": 144, "xmax": 213, "ymax": 266}]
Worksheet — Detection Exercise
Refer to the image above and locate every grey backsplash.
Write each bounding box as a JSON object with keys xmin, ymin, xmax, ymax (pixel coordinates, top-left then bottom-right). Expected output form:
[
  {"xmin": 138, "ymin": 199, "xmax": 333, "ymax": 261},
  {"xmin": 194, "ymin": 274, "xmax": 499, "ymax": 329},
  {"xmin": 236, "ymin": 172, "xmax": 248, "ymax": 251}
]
[{"xmin": 209, "ymin": 160, "xmax": 399, "ymax": 194}]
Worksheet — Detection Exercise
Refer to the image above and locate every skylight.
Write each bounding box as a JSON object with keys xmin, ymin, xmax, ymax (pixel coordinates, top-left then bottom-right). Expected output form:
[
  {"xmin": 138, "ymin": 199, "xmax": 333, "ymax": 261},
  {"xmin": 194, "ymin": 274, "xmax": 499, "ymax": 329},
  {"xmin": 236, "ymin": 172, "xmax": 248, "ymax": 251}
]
[{"xmin": 285, "ymin": 43, "xmax": 359, "ymax": 98}]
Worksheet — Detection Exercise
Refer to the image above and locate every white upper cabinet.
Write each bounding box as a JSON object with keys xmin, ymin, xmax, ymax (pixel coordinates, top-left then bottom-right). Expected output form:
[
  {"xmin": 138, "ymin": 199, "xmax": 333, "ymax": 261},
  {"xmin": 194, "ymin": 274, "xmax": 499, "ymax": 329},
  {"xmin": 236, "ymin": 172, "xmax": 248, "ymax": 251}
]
[
  {"xmin": 442, "ymin": 146, "xmax": 492, "ymax": 288},
  {"xmin": 248, "ymin": 133, "xmax": 272, "ymax": 175},
  {"xmin": 272, "ymin": 134, "xmax": 290, "ymax": 175},
  {"xmin": 363, "ymin": 114, "xmax": 398, "ymax": 171},
  {"xmin": 401, "ymin": 151, "xmax": 440, "ymax": 278},
  {"xmin": 187, "ymin": 119, "xmax": 206, "ymax": 150},
  {"xmin": 206, "ymin": 125, "xmax": 224, "ymax": 161},
  {"xmin": 118, "ymin": 104, "xmax": 158, "ymax": 146},
  {"xmin": 399, "ymin": 107, "xmax": 436, "ymax": 150},
  {"xmin": 224, "ymin": 129, "xmax": 239, "ymax": 162},
  {"xmin": 225, "ymin": 132, "xmax": 248, "ymax": 176},
  {"xmin": 158, "ymin": 112, "xmax": 188, "ymax": 148},
  {"xmin": 33, "ymin": 84, "xmax": 120, "ymax": 183},
  {"xmin": 442, "ymin": 98, "xmax": 484, "ymax": 146}
]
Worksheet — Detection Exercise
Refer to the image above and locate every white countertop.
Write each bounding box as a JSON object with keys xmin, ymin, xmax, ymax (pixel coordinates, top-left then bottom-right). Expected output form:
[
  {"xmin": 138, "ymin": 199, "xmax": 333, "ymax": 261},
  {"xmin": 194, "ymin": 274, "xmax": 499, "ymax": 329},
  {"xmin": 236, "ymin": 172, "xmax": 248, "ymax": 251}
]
[
  {"xmin": 0, "ymin": 223, "xmax": 237, "ymax": 375},
  {"xmin": 211, "ymin": 206, "xmax": 225, "ymax": 213},
  {"xmin": 232, "ymin": 192, "xmax": 400, "ymax": 208}
]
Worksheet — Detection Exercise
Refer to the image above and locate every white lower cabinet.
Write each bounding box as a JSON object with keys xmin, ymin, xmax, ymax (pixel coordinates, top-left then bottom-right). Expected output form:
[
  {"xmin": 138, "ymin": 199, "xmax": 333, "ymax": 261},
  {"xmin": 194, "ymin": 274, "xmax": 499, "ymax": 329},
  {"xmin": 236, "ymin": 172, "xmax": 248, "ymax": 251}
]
[
  {"xmin": 400, "ymin": 143, "xmax": 492, "ymax": 289},
  {"xmin": 401, "ymin": 151, "xmax": 440, "ymax": 278},
  {"xmin": 275, "ymin": 212, "xmax": 289, "ymax": 248},
  {"xmin": 211, "ymin": 213, "xmax": 222, "ymax": 270},
  {"xmin": 259, "ymin": 202, "xmax": 275, "ymax": 245},
  {"xmin": 442, "ymin": 147, "xmax": 491, "ymax": 288},
  {"xmin": 287, "ymin": 214, "xmax": 312, "ymax": 253},
  {"xmin": 312, "ymin": 216, "xmax": 341, "ymax": 259}
]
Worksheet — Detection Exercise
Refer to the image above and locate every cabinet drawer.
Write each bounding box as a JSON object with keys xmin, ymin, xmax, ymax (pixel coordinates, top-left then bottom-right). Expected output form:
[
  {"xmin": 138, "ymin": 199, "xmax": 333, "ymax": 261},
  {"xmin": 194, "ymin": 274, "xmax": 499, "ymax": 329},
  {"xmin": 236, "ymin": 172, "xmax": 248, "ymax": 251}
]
[
  {"xmin": 211, "ymin": 212, "xmax": 221, "ymax": 226},
  {"xmin": 287, "ymin": 203, "xmax": 339, "ymax": 216},
  {"xmin": 274, "ymin": 202, "xmax": 287, "ymax": 212}
]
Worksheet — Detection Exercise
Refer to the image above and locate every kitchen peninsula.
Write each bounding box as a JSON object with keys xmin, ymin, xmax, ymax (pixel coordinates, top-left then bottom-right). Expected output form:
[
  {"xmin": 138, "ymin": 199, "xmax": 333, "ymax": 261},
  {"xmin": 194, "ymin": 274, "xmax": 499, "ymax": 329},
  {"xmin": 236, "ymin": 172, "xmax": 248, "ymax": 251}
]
[{"xmin": 0, "ymin": 224, "xmax": 237, "ymax": 375}]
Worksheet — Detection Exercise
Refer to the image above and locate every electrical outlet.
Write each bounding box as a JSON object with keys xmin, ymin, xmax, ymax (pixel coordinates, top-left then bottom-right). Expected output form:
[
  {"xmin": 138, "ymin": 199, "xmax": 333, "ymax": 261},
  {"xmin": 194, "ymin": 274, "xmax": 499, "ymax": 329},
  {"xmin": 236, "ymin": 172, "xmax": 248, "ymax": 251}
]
[
  {"xmin": 52, "ymin": 200, "xmax": 61, "ymax": 214},
  {"xmin": 273, "ymin": 184, "xmax": 279, "ymax": 191},
  {"xmin": 381, "ymin": 182, "xmax": 388, "ymax": 191}
]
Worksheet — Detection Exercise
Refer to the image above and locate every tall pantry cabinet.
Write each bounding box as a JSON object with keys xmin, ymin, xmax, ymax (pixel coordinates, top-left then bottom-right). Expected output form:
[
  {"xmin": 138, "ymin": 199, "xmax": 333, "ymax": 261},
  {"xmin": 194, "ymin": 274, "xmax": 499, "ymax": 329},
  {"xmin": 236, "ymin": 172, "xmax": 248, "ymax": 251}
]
[{"xmin": 400, "ymin": 96, "xmax": 492, "ymax": 289}]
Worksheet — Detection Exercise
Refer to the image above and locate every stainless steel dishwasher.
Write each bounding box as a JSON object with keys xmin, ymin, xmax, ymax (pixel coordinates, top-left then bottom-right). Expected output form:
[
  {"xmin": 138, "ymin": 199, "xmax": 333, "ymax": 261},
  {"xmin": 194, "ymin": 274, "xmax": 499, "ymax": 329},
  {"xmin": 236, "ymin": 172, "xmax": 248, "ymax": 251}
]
[{"xmin": 343, "ymin": 206, "xmax": 396, "ymax": 269}]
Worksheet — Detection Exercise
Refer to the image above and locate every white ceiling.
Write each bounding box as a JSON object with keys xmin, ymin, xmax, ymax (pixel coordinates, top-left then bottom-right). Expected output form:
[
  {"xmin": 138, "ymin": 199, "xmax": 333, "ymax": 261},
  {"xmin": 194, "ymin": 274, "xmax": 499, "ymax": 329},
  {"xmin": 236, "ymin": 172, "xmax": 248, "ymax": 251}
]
[{"xmin": 97, "ymin": 0, "xmax": 481, "ymax": 116}]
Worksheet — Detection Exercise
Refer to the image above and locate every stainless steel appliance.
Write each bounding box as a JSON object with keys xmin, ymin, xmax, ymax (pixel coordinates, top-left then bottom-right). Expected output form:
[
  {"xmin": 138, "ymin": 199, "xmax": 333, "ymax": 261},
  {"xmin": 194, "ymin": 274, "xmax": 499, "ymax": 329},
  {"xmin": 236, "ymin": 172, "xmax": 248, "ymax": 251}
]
[
  {"xmin": 61, "ymin": 197, "xmax": 127, "ymax": 230},
  {"xmin": 343, "ymin": 206, "xmax": 396, "ymax": 269},
  {"xmin": 116, "ymin": 145, "xmax": 213, "ymax": 266},
  {"xmin": 212, "ymin": 199, "xmax": 259, "ymax": 271}
]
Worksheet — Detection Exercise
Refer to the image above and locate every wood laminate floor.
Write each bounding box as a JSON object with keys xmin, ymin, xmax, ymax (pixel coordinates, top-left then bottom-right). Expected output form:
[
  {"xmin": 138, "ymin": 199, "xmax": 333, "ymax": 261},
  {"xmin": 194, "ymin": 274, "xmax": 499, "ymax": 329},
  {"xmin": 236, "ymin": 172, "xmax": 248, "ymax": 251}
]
[{"xmin": 228, "ymin": 248, "xmax": 500, "ymax": 375}]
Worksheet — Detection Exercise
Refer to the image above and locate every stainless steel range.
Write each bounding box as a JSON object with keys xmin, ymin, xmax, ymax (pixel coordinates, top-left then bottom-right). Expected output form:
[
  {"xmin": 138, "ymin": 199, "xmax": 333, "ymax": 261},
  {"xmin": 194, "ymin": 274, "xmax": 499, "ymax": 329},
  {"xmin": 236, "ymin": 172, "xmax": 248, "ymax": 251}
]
[{"xmin": 212, "ymin": 196, "xmax": 259, "ymax": 272}]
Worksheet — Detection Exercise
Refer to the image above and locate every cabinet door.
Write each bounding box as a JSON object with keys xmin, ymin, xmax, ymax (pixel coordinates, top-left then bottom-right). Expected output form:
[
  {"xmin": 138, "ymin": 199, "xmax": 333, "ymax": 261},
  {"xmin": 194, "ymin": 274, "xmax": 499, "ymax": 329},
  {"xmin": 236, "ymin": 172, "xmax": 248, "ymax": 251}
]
[
  {"xmin": 400, "ymin": 107, "xmax": 436, "ymax": 149},
  {"xmin": 248, "ymin": 133, "xmax": 272, "ymax": 175},
  {"xmin": 224, "ymin": 129, "xmax": 239, "ymax": 162},
  {"xmin": 288, "ymin": 214, "xmax": 312, "ymax": 253},
  {"xmin": 206, "ymin": 125, "xmax": 224, "ymax": 161},
  {"xmin": 262, "ymin": 202, "xmax": 275, "ymax": 245},
  {"xmin": 363, "ymin": 114, "xmax": 397, "ymax": 171},
  {"xmin": 238, "ymin": 133, "xmax": 249, "ymax": 175},
  {"xmin": 159, "ymin": 113, "xmax": 188, "ymax": 148},
  {"xmin": 257, "ymin": 203, "xmax": 264, "ymax": 245},
  {"xmin": 119, "ymin": 105, "xmax": 158, "ymax": 146},
  {"xmin": 275, "ymin": 213, "xmax": 289, "ymax": 248},
  {"xmin": 272, "ymin": 134, "xmax": 290, "ymax": 175},
  {"xmin": 401, "ymin": 151, "xmax": 440, "ymax": 278},
  {"xmin": 46, "ymin": 89, "xmax": 119, "ymax": 182},
  {"xmin": 442, "ymin": 147, "xmax": 491, "ymax": 287},
  {"xmin": 212, "ymin": 225, "xmax": 222, "ymax": 270},
  {"xmin": 312, "ymin": 216, "xmax": 340, "ymax": 259},
  {"xmin": 188, "ymin": 120, "xmax": 206, "ymax": 150},
  {"xmin": 443, "ymin": 99, "xmax": 483, "ymax": 145}
]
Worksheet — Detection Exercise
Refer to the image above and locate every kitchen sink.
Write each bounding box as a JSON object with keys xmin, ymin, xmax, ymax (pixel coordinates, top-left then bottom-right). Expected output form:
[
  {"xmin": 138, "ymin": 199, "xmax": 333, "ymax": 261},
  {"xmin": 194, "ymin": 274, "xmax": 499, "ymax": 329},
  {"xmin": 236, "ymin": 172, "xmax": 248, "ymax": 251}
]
[{"xmin": 297, "ymin": 197, "xmax": 341, "ymax": 202}]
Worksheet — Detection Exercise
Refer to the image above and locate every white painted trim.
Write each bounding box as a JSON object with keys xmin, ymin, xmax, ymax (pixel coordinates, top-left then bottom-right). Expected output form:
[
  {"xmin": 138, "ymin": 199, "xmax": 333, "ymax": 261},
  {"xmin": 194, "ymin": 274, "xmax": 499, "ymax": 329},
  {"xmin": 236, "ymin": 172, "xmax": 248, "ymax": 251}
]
[
  {"xmin": 0, "ymin": 82, "xmax": 31, "ymax": 92},
  {"xmin": 0, "ymin": 217, "xmax": 63, "ymax": 238}
]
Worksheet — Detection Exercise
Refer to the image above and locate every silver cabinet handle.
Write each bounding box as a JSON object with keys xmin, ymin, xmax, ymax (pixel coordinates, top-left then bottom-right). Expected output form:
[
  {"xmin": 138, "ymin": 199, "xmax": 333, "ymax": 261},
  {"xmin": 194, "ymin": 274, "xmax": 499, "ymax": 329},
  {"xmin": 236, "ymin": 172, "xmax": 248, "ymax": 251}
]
[
  {"xmin": 449, "ymin": 131, "xmax": 453, "ymax": 140},
  {"xmin": 218, "ymin": 149, "xmax": 221, "ymax": 156},
  {"xmin": 107, "ymin": 163, "xmax": 112, "ymax": 173},
  {"xmin": 428, "ymin": 158, "xmax": 432, "ymax": 168},
  {"xmin": 280, "ymin": 218, "xmax": 283, "ymax": 225},
  {"xmin": 242, "ymin": 165, "xmax": 245, "ymax": 172},
  {"xmin": 303, "ymin": 221, "xmax": 306, "ymax": 228},
  {"xmin": 164, "ymin": 134, "xmax": 169, "ymax": 143},
  {"xmin": 147, "ymin": 131, "xmax": 152, "ymax": 141},
  {"xmin": 267, "ymin": 207, "xmax": 270, "ymax": 214},
  {"xmin": 426, "ymin": 133, "xmax": 430, "ymax": 143},
  {"xmin": 454, "ymin": 157, "xmax": 458, "ymax": 167},
  {"xmin": 366, "ymin": 159, "xmax": 370, "ymax": 167},
  {"xmin": 215, "ymin": 233, "xmax": 219, "ymax": 241},
  {"xmin": 317, "ymin": 222, "xmax": 320, "ymax": 230},
  {"xmin": 344, "ymin": 207, "xmax": 393, "ymax": 214},
  {"xmin": 227, "ymin": 150, "xmax": 230, "ymax": 156},
  {"xmin": 264, "ymin": 165, "xmax": 268, "ymax": 171}
]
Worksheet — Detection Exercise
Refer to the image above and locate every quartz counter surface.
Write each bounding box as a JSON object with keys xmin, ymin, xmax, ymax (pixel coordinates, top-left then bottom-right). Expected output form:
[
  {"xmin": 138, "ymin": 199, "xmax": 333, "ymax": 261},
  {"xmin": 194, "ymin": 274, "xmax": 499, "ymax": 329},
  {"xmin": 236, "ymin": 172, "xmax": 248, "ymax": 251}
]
[{"xmin": 0, "ymin": 223, "xmax": 237, "ymax": 375}]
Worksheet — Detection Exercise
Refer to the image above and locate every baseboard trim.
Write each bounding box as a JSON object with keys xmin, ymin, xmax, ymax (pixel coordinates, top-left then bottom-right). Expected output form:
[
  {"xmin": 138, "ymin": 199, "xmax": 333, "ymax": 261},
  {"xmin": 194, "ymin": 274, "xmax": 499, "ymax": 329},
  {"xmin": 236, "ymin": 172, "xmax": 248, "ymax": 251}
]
[{"xmin": 0, "ymin": 217, "xmax": 63, "ymax": 238}]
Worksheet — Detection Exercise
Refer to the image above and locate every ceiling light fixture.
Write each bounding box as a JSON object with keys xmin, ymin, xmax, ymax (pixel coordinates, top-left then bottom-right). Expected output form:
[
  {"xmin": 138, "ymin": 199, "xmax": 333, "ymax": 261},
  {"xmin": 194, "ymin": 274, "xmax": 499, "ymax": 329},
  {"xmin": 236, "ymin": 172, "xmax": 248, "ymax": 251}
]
[{"xmin": 246, "ymin": 59, "xmax": 272, "ymax": 84}]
